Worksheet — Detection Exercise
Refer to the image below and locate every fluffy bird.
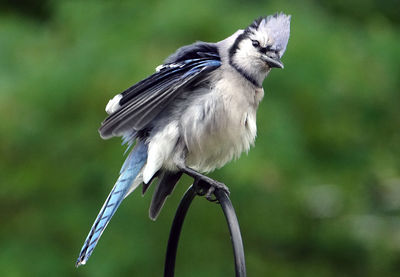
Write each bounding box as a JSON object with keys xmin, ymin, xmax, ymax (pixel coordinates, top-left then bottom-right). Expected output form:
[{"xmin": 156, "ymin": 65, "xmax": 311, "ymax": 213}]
[{"xmin": 76, "ymin": 13, "xmax": 291, "ymax": 266}]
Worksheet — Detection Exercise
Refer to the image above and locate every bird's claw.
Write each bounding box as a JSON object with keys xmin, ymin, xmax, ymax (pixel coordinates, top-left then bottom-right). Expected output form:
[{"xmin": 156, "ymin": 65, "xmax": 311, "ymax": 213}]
[
  {"xmin": 179, "ymin": 166, "xmax": 230, "ymax": 202},
  {"xmin": 195, "ymin": 179, "xmax": 230, "ymax": 203},
  {"xmin": 205, "ymin": 187, "xmax": 217, "ymax": 202}
]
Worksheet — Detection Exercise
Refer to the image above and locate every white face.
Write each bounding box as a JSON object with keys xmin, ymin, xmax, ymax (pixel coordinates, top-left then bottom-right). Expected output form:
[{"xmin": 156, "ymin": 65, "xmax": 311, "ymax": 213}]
[
  {"xmin": 235, "ymin": 35, "xmax": 271, "ymax": 73},
  {"xmin": 230, "ymin": 13, "xmax": 291, "ymax": 83}
]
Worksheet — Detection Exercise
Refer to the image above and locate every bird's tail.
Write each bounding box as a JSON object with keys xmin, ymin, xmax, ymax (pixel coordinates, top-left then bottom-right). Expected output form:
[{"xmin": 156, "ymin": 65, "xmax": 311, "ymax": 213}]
[{"xmin": 76, "ymin": 141, "xmax": 148, "ymax": 267}]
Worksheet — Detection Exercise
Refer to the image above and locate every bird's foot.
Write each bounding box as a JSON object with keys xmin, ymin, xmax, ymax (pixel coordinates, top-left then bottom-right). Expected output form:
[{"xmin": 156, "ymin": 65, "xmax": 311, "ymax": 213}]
[
  {"xmin": 204, "ymin": 181, "xmax": 230, "ymax": 202},
  {"xmin": 178, "ymin": 166, "xmax": 230, "ymax": 203},
  {"xmin": 198, "ymin": 177, "xmax": 229, "ymax": 202}
]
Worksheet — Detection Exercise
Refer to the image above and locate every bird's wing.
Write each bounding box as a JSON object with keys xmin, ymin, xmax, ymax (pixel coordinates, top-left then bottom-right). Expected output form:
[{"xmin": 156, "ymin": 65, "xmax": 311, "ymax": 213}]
[
  {"xmin": 99, "ymin": 42, "xmax": 221, "ymax": 139},
  {"xmin": 149, "ymin": 171, "xmax": 183, "ymax": 220}
]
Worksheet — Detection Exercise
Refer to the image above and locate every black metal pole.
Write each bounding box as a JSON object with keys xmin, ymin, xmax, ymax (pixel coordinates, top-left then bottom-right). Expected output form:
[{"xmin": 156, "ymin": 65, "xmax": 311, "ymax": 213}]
[
  {"xmin": 164, "ymin": 184, "xmax": 197, "ymax": 277},
  {"xmin": 164, "ymin": 182, "xmax": 246, "ymax": 277},
  {"xmin": 214, "ymin": 189, "xmax": 246, "ymax": 277}
]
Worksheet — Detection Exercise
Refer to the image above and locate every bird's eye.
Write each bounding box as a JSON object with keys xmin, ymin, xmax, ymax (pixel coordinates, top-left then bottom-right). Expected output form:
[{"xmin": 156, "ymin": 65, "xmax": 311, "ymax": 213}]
[{"xmin": 251, "ymin": 40, "xmax": 260, "ymax": 48}]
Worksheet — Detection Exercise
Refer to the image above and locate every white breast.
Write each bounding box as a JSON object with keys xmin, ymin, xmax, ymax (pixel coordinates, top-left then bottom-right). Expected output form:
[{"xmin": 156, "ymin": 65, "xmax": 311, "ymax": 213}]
[
  {"xmin": 181, "ymin": 73, "xmax": 264, "ymax": 172},
  {"xmin": 142, "ymin": 70, "xmax": 264, "ymax": 182}
]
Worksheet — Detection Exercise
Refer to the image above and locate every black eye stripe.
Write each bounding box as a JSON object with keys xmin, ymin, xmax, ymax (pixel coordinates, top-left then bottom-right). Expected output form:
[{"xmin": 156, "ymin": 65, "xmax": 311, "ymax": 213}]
[
  {"xmin": 251, "ymin": 40, "xmax": 278, "ymax": 54},
  {"xmin": 258, "ymin": 45, "xmax": 273, "ymax": 53}
]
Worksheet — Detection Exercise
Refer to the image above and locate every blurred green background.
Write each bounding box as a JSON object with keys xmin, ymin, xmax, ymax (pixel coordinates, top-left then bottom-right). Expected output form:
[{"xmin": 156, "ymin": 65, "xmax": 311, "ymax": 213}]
[{"xmin": 1, "ymin": 0, "xmax": 399, "ymax": 276}]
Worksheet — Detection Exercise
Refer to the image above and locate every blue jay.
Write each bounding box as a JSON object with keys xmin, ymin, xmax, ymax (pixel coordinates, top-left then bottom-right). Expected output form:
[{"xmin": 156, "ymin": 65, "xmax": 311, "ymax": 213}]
[{"xmin": 76, "ymin": 13, "xmax": 291, "ymax": 266}]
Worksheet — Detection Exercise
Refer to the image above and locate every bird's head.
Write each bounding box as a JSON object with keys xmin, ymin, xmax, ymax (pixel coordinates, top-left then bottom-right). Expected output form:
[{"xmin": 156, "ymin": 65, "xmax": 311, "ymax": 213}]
[{"xmin": 229, "ymin": 13, "xmax": 291, "ymax": 85}]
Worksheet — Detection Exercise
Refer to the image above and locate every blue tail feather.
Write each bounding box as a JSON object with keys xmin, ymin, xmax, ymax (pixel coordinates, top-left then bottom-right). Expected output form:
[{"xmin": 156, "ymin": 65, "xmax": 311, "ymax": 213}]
[{"xmin": 76, "ymin": 141, "xmax": 148, "ymax": 267}]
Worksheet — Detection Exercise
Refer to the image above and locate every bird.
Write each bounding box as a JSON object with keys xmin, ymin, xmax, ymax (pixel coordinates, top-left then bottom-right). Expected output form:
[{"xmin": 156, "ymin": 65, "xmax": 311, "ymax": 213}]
[{"xmin": 76, "ymin": 13, "xmax": 291, "ymax": 267}]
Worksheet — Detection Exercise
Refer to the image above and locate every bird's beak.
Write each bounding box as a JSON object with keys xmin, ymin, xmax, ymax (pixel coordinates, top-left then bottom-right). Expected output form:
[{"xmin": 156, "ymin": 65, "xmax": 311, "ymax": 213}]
[{"xmin": 261, "ymin": 55, "xmax": 284, "ymax": 69}]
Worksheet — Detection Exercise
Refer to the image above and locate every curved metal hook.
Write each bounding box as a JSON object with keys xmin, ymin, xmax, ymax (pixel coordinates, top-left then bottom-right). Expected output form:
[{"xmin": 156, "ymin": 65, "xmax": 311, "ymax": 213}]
[
  {"xmin": 164, "ymin": 183, "xmax": 197, "ymax": 277},
  {"xmin": 164, "ymin": 181, "xmax": 246, "ymax": 277}
]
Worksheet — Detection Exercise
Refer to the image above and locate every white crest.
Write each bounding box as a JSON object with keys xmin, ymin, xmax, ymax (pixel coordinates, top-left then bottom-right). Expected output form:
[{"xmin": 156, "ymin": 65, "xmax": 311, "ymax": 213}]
[{"xmin": 250, "ymin": 13, "xmax": 291, "ymax": 58}]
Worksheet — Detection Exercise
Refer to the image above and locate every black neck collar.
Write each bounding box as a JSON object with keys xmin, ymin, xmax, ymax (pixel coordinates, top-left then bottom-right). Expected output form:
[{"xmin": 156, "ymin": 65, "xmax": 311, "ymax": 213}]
[
  {"xmin": 228, "ymin": 31, "xmax": 263, "ymax": 88},
  {"xmin": 229, "ymin": 60, "xmax": 262, "ymax": 88}
]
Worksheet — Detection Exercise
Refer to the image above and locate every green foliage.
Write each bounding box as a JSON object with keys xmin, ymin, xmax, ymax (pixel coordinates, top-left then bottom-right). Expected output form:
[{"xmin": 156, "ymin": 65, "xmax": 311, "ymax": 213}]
[{"xmin": 1, "ymin": 1, "xmax": 399, "ymax": 276}]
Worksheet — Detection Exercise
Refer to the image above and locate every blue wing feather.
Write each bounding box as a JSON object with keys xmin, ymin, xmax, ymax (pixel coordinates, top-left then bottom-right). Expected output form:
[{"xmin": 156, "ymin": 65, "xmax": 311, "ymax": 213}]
[
  {"xmin": 76, "ymin": 141, "xmax": 148, "ymax": 267},
  {"xmin": 99, "ymin": 44, "xmax": 221, "ymax": 139},
  {"xmin": 99, "ymin": 58, "xmax": 221, "ymax": 137}
]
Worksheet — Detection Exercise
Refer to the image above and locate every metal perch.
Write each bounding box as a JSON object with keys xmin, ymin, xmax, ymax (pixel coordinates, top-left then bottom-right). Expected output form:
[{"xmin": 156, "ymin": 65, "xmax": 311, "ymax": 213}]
[{"xmin": 164, "ymin": 180, "xmax": 246, "ymax": 277}]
